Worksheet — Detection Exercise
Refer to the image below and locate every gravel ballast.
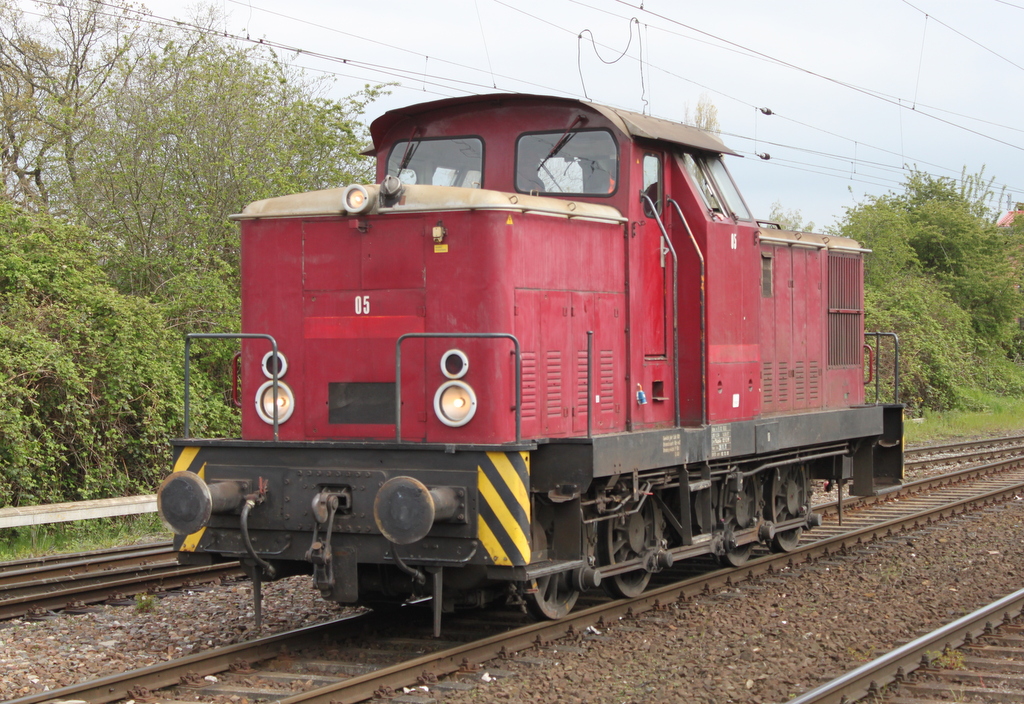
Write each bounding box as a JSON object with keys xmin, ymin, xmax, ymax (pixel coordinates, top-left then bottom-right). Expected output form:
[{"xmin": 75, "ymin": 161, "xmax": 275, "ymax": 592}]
[{"xmin": 3, "ymin": 496, "xmax": 1024, "ymax": 702}]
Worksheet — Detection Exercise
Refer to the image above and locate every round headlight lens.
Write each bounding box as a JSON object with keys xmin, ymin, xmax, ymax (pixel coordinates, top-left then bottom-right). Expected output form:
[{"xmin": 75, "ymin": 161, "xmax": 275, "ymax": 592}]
[
  {"xmin": 343, "ymin": 184, "xmax": 371, "ymax": 214},
  {"xmin": 255, "ymin": 380, "xmax": 296, "ymax": 424},
  {"xmin": 261, "ymin": 350, "xmax": 287, "ymax": 379},
  {"xmin": 433, "ymin": 380, "xmax": 477, "ymax": 427},
  {"xmin": 440, "ymin": 349, "xmax": 469, "ymax": 379}
]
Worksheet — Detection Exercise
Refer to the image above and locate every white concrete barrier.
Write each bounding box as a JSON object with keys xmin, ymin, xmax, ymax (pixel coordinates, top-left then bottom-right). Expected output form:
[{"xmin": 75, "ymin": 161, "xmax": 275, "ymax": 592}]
[{"xmin": 0, "ymin": 495, "xmax": 157, "ymax": 529}]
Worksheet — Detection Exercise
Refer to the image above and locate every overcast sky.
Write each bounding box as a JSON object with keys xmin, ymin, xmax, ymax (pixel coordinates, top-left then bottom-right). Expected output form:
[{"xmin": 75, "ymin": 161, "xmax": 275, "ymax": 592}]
[{"xmin": 143, "ymin": 0, "xmax": 1024, "ymax": 230}]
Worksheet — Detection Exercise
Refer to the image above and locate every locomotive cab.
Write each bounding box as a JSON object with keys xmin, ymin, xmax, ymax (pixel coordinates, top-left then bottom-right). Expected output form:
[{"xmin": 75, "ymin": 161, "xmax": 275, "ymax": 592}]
[{"xmin": 159, "ymin": 94, "xmax": 903, "ymax": 632}]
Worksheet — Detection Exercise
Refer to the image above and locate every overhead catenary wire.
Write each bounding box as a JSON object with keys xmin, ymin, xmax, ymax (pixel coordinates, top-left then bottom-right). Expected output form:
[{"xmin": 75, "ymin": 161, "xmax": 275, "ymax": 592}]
[
  {"xmin": 19, "ymin": 0, "xmax": 1022, "ymax": 213},
  {"xmin": 493, "ymin": 0, "xmax": 1023, "ymax": 200},
  {"xmin": 614, "ymin": 0, "xmax": 1024, "ymax": 155}
]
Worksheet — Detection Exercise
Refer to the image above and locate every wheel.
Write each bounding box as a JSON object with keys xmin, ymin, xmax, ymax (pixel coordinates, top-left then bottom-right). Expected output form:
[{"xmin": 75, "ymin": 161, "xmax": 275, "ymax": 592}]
[
  {"xmin": 526, "ymin": 572, "xmax": 579, "ymax": 619},
  {"xmin": 771, "ymin": 527, "xmax": 803, "ymax": 552},
  {"xmin": 600, "ymin": 499, "xmax": 660, "ymax": 598},
  {"xmin": 718, "ymin": 473, "xmax": 760, "ymax": 567},
  {"xmin": 720, "ymin": 542, "xmax": 752, "ymax": 567},
  {"xmin": 768, "ymin": 465, "xmax": 808, "ymax": 553},
  {"xmin": 525, "ymin": 516, "xmax": 579, "ymax": 620}
]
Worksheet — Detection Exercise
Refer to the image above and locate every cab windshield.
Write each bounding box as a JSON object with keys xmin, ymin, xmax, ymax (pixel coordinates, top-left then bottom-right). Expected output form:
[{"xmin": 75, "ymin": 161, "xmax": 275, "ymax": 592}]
[
  {"xmin": 387, "ymin": 137, "xmax": 483, "ymax": 188},
  {"xmin": 516, "ymin": 129, "xmax": 618, "ymax": 195}
]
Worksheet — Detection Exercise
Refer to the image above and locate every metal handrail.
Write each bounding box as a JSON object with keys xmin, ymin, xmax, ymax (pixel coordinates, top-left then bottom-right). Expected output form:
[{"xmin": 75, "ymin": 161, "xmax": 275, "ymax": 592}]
[
  {"xmin": 184, "ymin": 333, "xmax": 280, "ymax": 441},
  {"xmin": 864, "ymin": 331, "xmax": 900, "ymax": 404},
  {"xmin": 668, "ymin": 197, "xmax": 707, "ymax": 426},
  {"xmin": 395, "ymin": 333, "xmax": 522, "ymax": 442},
  {"xmin": 639, "ymin": 193, "xmax": 682, "ymax": 427}
]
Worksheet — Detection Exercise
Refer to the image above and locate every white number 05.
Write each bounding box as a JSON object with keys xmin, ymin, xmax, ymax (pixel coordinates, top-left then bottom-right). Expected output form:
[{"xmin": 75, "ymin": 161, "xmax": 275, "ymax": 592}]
[{"xmin": 355, "ymin": 295, "xmax": 370, "ymax": 315}]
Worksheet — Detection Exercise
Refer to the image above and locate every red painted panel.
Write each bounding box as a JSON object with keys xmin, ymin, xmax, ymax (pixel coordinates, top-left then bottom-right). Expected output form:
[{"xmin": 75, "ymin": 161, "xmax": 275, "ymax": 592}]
[
  {"xmin": 571, "ymin": 292, "xmax": 626, "ymax": 433},
  {"xmin": 708, "ymin": 361, "xmax": 761, "ymax": 420},
  {"xmin": 302, "ymin": 220, "xmax": 361, "ymax": 292},
  {"xmin": 240, "ymin": 218, "xmax": 307, "ymax": 440},
  {"xmin": 799, "ymin": 247, "xmax": 824, "ymax": 410},
  {"xmin": 540, "ymin": 291, "xmax": 572, "ymax": 437},
  {"xmin": 702, "ymin": 220, "xmax": 761, "ymax": 422},
  {"xmin": 302, "ymin": 338, "xmax": 423, "ymax": 440},
  {"xmin": 304, "ymin": 316, "xmax": 425, "ymax": 339},
  {"xmin": 638, "ymin": 219, "xmax": 668, "ymax": 358},
  {"xmin": 361, "ymin": 216, "xmax": 426, "ymax": 290}
]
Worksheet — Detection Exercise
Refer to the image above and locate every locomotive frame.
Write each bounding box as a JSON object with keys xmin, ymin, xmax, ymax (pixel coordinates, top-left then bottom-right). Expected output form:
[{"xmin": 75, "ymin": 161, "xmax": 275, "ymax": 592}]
[{"xmin": 157, "ymin": 93, "xmax": 904, "ymax": 634}]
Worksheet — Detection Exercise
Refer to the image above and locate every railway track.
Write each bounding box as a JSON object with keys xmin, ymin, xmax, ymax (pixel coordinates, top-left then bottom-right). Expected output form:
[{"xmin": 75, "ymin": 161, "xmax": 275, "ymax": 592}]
[
  {"xmin": 789, "ymin": 585, "xmax": 1024, "ymax": 704},
  {"xmin": 1, "ymin": 434, "xmax": 1017, "ymax": 624},
  {"xmin": 0, "ymin": 543, "xmax": 243, "ymax": 620},
  {"xmin": 8, "ymin": 443, "xmax": 1024, "ymax": 704},
  {"xmin": 904, "ymin": 433, "xmax": 1024, "ymax": 475}
]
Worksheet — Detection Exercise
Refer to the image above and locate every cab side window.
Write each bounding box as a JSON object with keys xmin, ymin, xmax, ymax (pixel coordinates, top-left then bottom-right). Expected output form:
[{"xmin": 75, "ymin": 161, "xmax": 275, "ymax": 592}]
[
  {"xmin": 680, "ymin": 152, "xmax": 753, "ymax": 221},
  {"xmin": 642, "ymin": 153, "xmax": 662, "ymax": 216}
]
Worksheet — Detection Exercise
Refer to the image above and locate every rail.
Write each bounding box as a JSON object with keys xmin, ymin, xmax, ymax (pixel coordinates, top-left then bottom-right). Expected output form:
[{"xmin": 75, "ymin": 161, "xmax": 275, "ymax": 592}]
[
  {"xmin": 786, "ymin": 586, "xmax": 1024, "ymax": 704},
  {"xmin": 864, "ymin": 331, "xmax": 900, "ymax": 404},
  {"xmin": 395, "ymin": 332, "xmax": 522, "ymax": 442},
  {"xmin": 13, "ymin": 455, "xmax": 1024, "ymax": 704},
  {"xmin": 184, "ymin": 333, "xmax": 282, "ymax": 440}
]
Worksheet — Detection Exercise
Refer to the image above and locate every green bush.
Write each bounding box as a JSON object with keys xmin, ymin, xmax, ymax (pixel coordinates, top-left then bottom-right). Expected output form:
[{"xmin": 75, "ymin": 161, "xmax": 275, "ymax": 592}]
[
  {"xmin": 0, "ymin": 202, "xmax": 235, "ymax": 506},
  {"xmin": 840, "ymin": 169, "xmax": 1024, "ymax": 414}
]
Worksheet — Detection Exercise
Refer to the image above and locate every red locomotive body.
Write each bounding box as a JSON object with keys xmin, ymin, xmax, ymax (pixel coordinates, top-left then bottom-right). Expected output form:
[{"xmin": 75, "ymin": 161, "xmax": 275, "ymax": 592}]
[{"xmin": 158, "ymin": 94, "xmax": 902, "ymax": 628}]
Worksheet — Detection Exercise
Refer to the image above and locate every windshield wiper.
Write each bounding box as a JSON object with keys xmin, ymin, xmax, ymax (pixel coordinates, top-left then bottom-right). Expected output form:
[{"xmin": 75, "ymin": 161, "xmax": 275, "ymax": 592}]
[
  {"xmin": 536, "ymin": 115, "xmax": 586, "ymax": 175},
  {"xmin": 397, "ymin": 127, "xmax": 421, "ymax": 174}
]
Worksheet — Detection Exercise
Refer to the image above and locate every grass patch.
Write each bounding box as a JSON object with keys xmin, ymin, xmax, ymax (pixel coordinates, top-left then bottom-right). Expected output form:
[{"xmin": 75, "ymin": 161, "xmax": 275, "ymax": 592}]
[
  {"xmin": 905, "ymin": 392, "xmax": 1024, "ymax": 446},
  {"xmin": 0, "ymin": 513, "xmax": 170, "ymax": 562}
]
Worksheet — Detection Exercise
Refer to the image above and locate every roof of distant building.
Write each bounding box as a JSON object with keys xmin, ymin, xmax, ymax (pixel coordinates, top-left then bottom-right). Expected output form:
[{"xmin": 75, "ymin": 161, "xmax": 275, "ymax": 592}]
[{"xmin": 998, "ymin": 210, "xmax": 1023, "ymax": 227}]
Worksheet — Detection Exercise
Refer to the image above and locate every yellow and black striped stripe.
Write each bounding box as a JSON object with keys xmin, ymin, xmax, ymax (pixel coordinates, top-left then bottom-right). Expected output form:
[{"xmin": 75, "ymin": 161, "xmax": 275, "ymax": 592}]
[
  {"xmin": 170, "ymin": 446, "xmax": 206, "ymax": 552},
  {"xmin": 477, "ymin": 451, "xmax": 531, "ymax": 566}
]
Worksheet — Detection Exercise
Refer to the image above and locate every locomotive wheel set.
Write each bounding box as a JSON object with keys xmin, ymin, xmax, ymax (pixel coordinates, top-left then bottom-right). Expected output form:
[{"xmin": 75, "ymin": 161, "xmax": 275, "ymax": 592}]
[{"xmin": 157, "ymin": 94, "xmax": 904, "ymax": 634}]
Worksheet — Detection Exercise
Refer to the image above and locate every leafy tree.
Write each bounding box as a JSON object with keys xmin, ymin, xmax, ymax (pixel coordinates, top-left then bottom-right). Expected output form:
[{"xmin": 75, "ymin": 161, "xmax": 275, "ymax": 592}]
[
  {"xmin": 0, "ymin": 0, "xmax": 141, "ymax": 208},
  {"xmin": 839, "ymin": 169, "xmax": 1024, "ymax": 411},
  {"xmin": 685, "ymin": 93, "xmax": 720, "ymax": 133},
  {"xmin": 0, "ymin": 1, "xmax": 384, "ymax": 505},
  {"xmin": 882, "ymin": 171, "xmax": 1019, "ymax": 344},
  {"xmin": 767, "ymin": 200, "xmax": 815, "ymax": 233}
]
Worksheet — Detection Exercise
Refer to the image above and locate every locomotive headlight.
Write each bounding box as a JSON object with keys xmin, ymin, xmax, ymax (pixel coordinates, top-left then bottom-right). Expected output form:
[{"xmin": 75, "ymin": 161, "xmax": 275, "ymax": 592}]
[
  {"xmin": 434, "ymin": 380, "xmax": 477, "ymax": 427},
  {"xmin": 255, "ymin": 380, "xmax": 296, "ymax": 424},
  {"xmin": 343, "ymin": 184, "xmax": 372, "ymax": 214}
]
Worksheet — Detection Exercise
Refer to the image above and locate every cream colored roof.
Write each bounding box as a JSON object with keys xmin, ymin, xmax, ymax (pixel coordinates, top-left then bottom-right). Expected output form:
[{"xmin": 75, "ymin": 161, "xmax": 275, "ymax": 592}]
[{"xmin": 231, "ymin": 184, "xmax": 626, "ymax": 223}]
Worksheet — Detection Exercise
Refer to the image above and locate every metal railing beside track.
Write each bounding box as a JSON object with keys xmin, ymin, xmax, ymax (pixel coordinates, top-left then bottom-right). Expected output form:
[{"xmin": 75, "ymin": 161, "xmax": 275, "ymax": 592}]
[{"xmin": 0, "ymin": 495, "xmax": 156, "ymax": 529}]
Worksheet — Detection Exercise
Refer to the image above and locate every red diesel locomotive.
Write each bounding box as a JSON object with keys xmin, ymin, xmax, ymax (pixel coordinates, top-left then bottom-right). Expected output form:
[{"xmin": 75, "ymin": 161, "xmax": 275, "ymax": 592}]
[{"xmin": 157, "ymin": 93, "xmax": 903, "ymax": 631}]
